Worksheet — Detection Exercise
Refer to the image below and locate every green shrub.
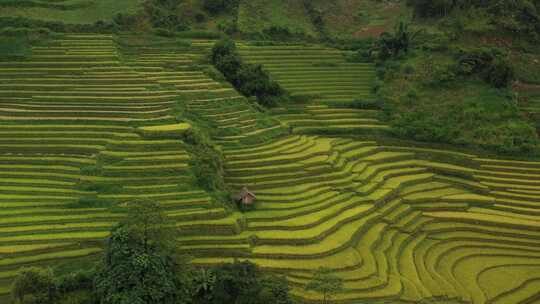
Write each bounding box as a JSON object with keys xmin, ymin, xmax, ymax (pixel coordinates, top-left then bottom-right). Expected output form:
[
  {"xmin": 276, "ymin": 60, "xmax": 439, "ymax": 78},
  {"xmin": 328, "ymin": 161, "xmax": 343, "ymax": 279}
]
[
  {"xmin": 184, "ymin": 127, "xmax": 227, "ymax": 194},
  {"xmin": 56, "ymin": 269, "xmax": 95, "ymax": 295},
  {"xmin": 113, "ymin": 13, "xmax": 143, "ymax": 31},
  {"xmin": 77, "ymin": 181, "xmax": 121, "ymax": 194},
  {"xmin": 454, "ymin": 47, "xmax": 514, "ymax": 88},
  {"xmin": 81, "ymin": 165, "xmax": 101, "ymax": 176},
  {"xmin": 303, "ymin": 0, "xmax": 326, "ymax": 38},
  {"xmin": 374, "ymin": 22, "xmax": 422, "ymax": 60},
  {"xmin": 217, "ymin": 19, "xmax": 237, "ymax": 35},
  {"xmin": 261, "ymin": 25, "xmax": 295, "ymax": 41},
  {"xmin": 143, "ymin": 0, "xmax": 190, "ymax": 31},
  {"xmin": 12, "ymin": 267, "xmax": 56, "ymax": 304},
  {"xmin": 0, "ymin": 35, "xmax": 30, "ymax": 58},
  {"xmin": 74, "ymin": 196, "xmax": 111, "ymax": 208}
]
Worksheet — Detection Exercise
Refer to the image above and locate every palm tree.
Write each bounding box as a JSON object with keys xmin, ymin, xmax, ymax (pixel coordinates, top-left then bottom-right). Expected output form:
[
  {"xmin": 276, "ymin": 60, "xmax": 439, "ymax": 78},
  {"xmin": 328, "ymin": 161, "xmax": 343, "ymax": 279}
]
[{"xmin": 193, "ymin": 268, "xmax": 216, "ymax": 301}]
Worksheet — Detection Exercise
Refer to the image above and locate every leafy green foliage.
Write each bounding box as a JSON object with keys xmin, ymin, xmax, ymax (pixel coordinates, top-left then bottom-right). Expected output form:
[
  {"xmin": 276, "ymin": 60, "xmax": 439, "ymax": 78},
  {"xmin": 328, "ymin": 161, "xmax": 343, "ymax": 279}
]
[
  {"xmin": 0, "ymin": 35, "xmax": 30, "ymax": 58},
  {"xmin": 143, "ymin": 0, "xmax": 189, "ymax": 31},
  {"xmin": 94, "ymin": 200, "xmax": 194, "ymax": 304},
  {"xmin": 12, "ymin": 267, "xmax": 56, "ymax": 304},
  {"xmin": 194, "ymin": 261, "xmax": 293, "ymax": 304},
  {"xmin": 392, "ymin": 88, "xmax": 539, "ymax": 155},
  {"xmin": 184, "ymin": 126, "xmax": 228, "ymax": 197},
  {"xmin": 55, "ymin": 269, "xmax": 95, "ymax": 297},
  {"xmin": 211, "ymin": 38, "xmax": 288, "ymax": 107},
  {"xmin": 259, "ymin": 275, "xmax": 293, "ymax": 304},
  {"xmin": 193, "ymin": 269, "xmax": 217, "ymax": 302},
  {"xmin": 303, "ymin": 0, "xmax": 326, "ymax": 38},
  {"xmin": 373, "ymin": 22, "xmax": 422, "ymax": 60},
  {"xmin": 305, "ymin": 267, "xmax": 344, "ymax": 304},
  {"xmin": 454, "ymin": 47, "xmax": 514, "ymax": 88}
]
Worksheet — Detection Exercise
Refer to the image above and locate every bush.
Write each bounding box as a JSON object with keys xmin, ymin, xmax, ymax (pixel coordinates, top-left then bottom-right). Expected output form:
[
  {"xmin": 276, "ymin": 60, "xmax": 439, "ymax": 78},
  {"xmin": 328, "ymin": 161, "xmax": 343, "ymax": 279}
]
[
  {"xmin": 201, "ymin": 261, "xmax": 293, "ymax": 304},
  {"xmin": 74, "ymin": 196, "xmax": 111, "ymax": 208},
  {"xmin": 113, "ymin": 13, "xmax": 143, "ymax": 31},
  {"xmin": 184, "ymin": 127, "xmax": 227, "ymax": 194},
  {"xmin": 56, "ymin": 269, "xmax": 95, "ymax": 295},
  {"xmin": 454, "ymin": 47, "xmax": 514, "ymax": 88},
  {"xmin": 77, "ymin": 181, "xmax": 120, "ymax": 193},
  {"xmin": 485, "ymin": 57, "xmax": 514, "ymax": 88},
  {"xmin": 216, "ymin": 19, "xmax": 237, "ymax": 35},
  {"xmin": 143, "ymin": 0, "xmax": 190, "ymax": 31},
  {"xmin": 0, "ymin": 35, "xmax": 30, "ymax": 58},
  {"xmin": 374, "ymin": 22, "xmax": 422, "ymax": 60},
  {"xmin": 261, "ymin": 26, "xmax": 293, "ymax": 41},
  {"xmin": 12, "ymin": 267, "xmax": 56, "ymax": 304},
  {"xmin": 492, "ymin": 121, "xmax": 539, "ymax": 154}
]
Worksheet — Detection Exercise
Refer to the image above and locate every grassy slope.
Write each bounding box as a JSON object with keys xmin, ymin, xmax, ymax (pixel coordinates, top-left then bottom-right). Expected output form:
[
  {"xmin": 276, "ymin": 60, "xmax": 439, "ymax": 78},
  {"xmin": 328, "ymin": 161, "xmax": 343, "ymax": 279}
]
[
  {"xmin": 380, "ymin": 12, "xmax": 540, "ymax": 156},
  {"xmin": 237, "ymin": 0, "xmax": 316, "ymax": 37},
  {"xmin": 0, "ymin": 1, "xmax": 540, "ymax": 303},
  {"xmin": 0, "ymin": 0, "xmax": 144, "ymax": 24},
  {"xmin": 315, "ymin": 0, "xmax": 410, "ymax": 38}
]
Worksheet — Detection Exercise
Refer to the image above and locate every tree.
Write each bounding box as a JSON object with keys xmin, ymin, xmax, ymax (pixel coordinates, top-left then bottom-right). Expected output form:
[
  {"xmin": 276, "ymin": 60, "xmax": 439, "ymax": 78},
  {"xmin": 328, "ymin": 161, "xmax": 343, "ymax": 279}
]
[
  {"xmin": 94, "ymin": 200, "xmax": 194, "ymax": 304},
  {"xmin": 193, "ymin": 268, "xmax": 216, "ymax": 302},
  {"xmin": 210, "ymin": 261, "xmax": 262, "ymax": 304},
  {"xmin": 375, "ymin": 22, "xmax": 422, "ymax": 60},
  {"xmin": 235, "ymin": 64, "xmax": 284, "ymax": 107},
  {"xmin": 211, "ymin": 39, "xmax": 287, "ymax": 107},
  {"xmin": 143, "ymin": 0, "xmax": 188, "ymax": 31},
  {"xmin": 12, "ymin": 267, "xmax": 56, "ymax": 304},
  {"xmin": 305, "ymin": 267, "xmax": 343, "ymax": 304},
  {"xmin": 259, "ymin": 275, "xmax": 293, "ymax": 304}
]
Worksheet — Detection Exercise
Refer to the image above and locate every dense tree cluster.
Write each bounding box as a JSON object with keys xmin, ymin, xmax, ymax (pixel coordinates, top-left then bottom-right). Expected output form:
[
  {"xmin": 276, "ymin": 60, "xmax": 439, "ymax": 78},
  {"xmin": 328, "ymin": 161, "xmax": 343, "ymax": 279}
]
[
  {"xmin": 195, "ymin": 261, "xmax": 293, "ymax": 304},
  {"xmin": 211, "ymin": 38, "xmax": 288, "ymax": 107},
  {"xmin": 94, "ymin": 200, "xmax": 193, "ymax": 304},
  {"xmin": 11, "ymin": 201, "xmax": 296, "ymax": 304}
]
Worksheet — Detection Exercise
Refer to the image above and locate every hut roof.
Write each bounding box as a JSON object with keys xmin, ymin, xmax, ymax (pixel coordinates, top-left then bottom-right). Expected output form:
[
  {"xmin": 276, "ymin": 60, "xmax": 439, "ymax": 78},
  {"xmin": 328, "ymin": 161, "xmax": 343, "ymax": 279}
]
[{"xmin": 233, "ymin": 187, "xmax": 256, "ymax": 201}]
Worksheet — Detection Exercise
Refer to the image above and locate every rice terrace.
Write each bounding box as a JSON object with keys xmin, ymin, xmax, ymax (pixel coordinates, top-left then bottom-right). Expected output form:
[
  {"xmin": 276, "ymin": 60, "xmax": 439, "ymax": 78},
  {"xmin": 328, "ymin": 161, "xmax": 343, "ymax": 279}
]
[{"xmin": 0, "ymin": 1, "xmax": 540, "ymax": 304}]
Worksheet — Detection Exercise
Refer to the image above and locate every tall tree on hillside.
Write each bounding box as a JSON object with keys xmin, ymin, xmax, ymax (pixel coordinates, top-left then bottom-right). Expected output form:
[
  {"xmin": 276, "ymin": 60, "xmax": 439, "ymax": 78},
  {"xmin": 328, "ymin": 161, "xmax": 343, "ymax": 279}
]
[
  {"xmin": 374, "ymin": 21, "xmax": 422, "ymax": 60},
  {"xmin": 12, "ymin": 267, "xmax": 56, "ymax": 304},
  {"xmin": 94, "ymin": 200, "xmax": 194, "ymax": 304}
]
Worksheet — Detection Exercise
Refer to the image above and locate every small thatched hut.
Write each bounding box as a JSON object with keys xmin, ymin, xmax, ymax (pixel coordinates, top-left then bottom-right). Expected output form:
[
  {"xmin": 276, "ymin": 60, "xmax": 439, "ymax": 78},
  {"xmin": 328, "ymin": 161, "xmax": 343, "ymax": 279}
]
[{"xmin": 233, "ymin": 187, "xmax": 256, "ymax": 206}]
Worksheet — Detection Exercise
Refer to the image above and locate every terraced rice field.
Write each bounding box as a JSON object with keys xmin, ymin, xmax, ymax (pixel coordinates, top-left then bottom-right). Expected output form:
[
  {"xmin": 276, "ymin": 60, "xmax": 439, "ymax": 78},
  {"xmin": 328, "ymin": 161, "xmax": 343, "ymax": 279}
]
[
  {"xmin": 237, "ymin": 43, "xmax": 390, "ymax": 134},
  {"xmin": 238, "ymin": 44, "xmax": 374, "ymax": 103},
  {"xmin": 1, "ymin": 34, "xmax": 540, "ymax": 304},
  {"xmin": 0, "ymin": 34, "xmax": 227, "ymax": 297}
]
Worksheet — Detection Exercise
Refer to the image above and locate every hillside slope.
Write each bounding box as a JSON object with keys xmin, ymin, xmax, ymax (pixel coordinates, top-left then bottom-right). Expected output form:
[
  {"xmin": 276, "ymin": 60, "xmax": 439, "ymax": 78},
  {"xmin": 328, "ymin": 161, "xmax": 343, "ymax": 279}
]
[{"xmin": 1, "ymin": 34, "xmax": 540, "ymax": 304}]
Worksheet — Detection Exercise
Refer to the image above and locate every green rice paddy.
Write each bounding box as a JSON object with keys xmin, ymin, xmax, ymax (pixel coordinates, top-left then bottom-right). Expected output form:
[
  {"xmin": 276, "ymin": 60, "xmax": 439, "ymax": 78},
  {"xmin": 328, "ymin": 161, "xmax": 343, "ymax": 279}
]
[{"xmin": 0, "ymin": 34, "xmax": 539, "ymax": 304}]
